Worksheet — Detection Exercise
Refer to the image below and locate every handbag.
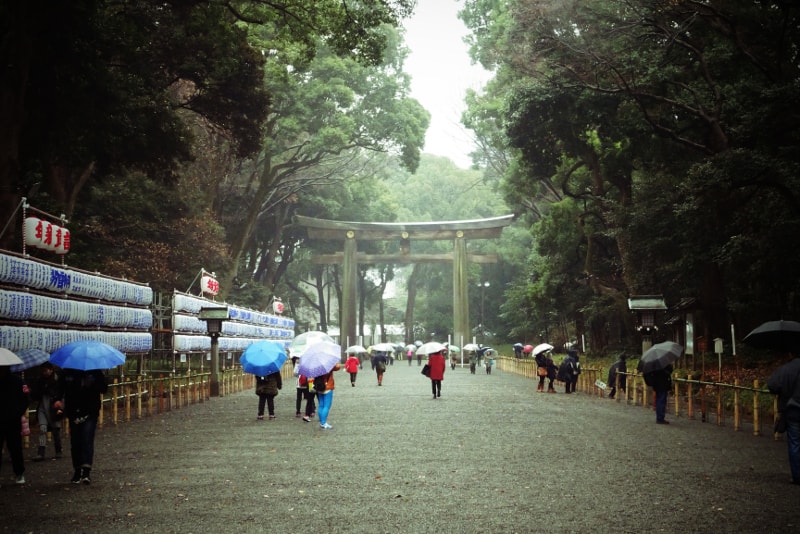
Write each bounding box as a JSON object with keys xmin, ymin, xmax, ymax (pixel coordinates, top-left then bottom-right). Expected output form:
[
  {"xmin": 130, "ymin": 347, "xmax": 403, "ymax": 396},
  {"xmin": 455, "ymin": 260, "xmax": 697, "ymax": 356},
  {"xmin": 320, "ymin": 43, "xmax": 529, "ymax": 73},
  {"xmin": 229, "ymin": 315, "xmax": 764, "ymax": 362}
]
[
  {"xmin": 421, "ymin": 364, "xmax": 431, "ymax": 377},
  {"xmin": 537, "ymin": 367, "xmax": 547, "ymax": 377}
]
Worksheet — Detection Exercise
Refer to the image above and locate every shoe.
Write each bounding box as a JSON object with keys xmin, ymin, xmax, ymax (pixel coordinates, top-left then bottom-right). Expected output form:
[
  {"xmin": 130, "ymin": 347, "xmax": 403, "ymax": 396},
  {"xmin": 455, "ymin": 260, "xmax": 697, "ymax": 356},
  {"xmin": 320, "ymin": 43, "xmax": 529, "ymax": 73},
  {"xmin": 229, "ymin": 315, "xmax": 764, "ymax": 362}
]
[
  {"xmin": 433, "ymin": 394, "xmax": 437, "ymax": 399},
  {"xmin": 351, "ymin": 382, "xmax": 355, "ymax": 387},
  {"xmin": 320, "ymin": 423, "xmax": 332, "ymax": 429},
  {"xmin": 71, "ymin": 471, "xmax": 81, "ymax": 484},
  {"xmin": 310, "ymin": 412, "xmax": 316, "ymax": 417},
  {"xmin": 302, "ymin": 416, "xmax": 311, "ymax": 422},
  {"xmin": 268, "ymin": 415, "xmax": 275, "ymax": 420},
  {"xmin": 15, "ymin": 475, "xmax": 25, "ymax": 485},
  {"xmin": 81, "ymin": 476, "xmax": 91, "ymax": 485},
  {"xmin": 257, "ymin": 415, "xmax": 264, "ymax": 420},
  {"xmin": 656, "ymin": 420, "xmax": 670, "ymax": 425},
  {"xmin": 296, "ymin": 412, "xmax": 302, "ymax": 418}
]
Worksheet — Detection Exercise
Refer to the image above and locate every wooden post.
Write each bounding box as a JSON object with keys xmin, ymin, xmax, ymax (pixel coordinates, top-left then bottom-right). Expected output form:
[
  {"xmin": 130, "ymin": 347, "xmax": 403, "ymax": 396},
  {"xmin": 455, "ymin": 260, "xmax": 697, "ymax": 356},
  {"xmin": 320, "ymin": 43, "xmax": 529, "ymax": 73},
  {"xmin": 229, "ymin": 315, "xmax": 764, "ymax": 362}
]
[
  {"xmin": 753, "ymin": 379, "xmax": 760, "ymax": 437},
  {"xmin": 674, "ymin": 376, "xmax": 681, "ymax": 416},
  {"xmin": 452, "ymin": 233, "xmax": 469, "ymax": 350},
  {"xmin": 716, "ymin": 384, "xmax": 723, "ymax": 426},
  {"xmin": 342, "ymin": 233, "xmax": 357, "ymax": 354},
  {"xmin": 112, "ymin": 378, "xmax": 118, "ymax": 425},
  {"xmin": 734, "ymin": 379, "xmax": 740, "ymax": 431}
]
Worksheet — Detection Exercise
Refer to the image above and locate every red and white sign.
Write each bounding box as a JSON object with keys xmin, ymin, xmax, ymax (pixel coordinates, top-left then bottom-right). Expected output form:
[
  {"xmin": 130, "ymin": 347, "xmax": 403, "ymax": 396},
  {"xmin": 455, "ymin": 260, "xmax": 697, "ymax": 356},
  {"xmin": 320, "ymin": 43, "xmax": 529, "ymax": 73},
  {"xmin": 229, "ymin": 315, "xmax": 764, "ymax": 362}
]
[
  {"xmin": 272, "ymin": 297, "xmax": 284, "ymax": 314},
  {"xmin": 201, "ymin": 274, "xmax": 219, "ymax": 296}
]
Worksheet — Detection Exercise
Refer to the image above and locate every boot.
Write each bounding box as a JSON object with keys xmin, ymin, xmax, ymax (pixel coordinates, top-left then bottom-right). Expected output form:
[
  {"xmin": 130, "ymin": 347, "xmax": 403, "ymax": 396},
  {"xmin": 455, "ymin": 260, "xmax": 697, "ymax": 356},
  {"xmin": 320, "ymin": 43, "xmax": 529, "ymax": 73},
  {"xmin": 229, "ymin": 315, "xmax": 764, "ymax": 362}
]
[
  {"xmin": 537, "ymin": 383, "xmax": 543, "ymax": 392},
  {"xmin": 33, "ymin": 445, "xmax": 46, "ymax": 462},
  {"xmin": 547, "ymin": 386, "xmax": 556, "ymax": 393},
  {"xmin": 80, "ymin": 467, "xmax": 91, "ymax": 485}
]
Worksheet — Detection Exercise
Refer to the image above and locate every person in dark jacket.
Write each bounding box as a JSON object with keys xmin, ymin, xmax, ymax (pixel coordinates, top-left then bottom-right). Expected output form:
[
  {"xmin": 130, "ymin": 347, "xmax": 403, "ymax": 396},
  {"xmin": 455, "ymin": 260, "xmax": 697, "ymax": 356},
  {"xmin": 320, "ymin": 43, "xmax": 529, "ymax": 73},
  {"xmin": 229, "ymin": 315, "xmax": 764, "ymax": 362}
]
[
  {"xmin": 767, "ymin": 354, "xmax": 800, "ymax": 485},
  {"xmin": 607, "ymin": 355, "xmax": 628, "ymax": 399},
  {"xmin": 644, "ymin": 365, "xmax": 673, "ymax": 424},
  {"xmin": 255, "ymin": 371, "xmax": 282, "ymax": 420},
  {"xmin": 558, "ymin": 350, "xmax": 581, "ymax": 394},
  {"xmin": 0, "ymin": 365, "xmax": 29, "ymax": 485},
  {"xmin": 373, "ymin": 352, "xmax": 389, "ymax": 386},
  {"xmin": 32, "ymin": 362, "xmax": 65, "ymax": 461},
  {"xmin": 63, "ymin": 369, "xmax": 108, "ymax": 484}
]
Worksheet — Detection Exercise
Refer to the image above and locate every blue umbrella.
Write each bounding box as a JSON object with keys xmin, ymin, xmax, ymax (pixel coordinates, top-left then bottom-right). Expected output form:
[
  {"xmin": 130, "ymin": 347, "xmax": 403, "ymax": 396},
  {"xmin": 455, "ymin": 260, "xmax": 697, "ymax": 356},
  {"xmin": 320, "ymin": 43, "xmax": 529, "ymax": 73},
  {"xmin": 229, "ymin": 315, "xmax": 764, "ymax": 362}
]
[
  {"xmin": 9, "ymin": 348, "xmax": 50, "ymax": 373},
  {"xmin": 50, "ymin": 340, "xmax": 126, "ymax": 370},
  {"xmin": 241, "ymin": 341, "xmax": 287, "ymax": 376},
  {"xmin": 297, "ymin": 341, "xmax": 341, "ymax": 378}
]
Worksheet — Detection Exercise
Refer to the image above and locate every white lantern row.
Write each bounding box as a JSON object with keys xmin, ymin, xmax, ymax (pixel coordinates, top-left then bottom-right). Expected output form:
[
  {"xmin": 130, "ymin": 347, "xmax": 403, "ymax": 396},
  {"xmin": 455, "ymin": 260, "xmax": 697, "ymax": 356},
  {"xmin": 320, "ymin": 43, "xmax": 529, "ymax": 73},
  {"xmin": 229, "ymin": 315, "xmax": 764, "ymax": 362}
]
[
  {"xmin": 0, "ymin": 252, "xmax": 152, "ymax": 306},
  {"xmin": 172, "ymin": 314, "xmax": 293, "ymax": 338},
  {"xmin": 0, "ymin": 289, "xmax": 152, "ymax": 329},
  {"xmin": 24, "ymin": 217, "xmax": 70, "ymax": 254},
  {"xmin": 173, "ymin": 293, "xmax": 295, "ymax": 329},
  {"xmin": 173, "ymin": 334, "xmax": 290, "ymax": 353},
  {"xmin": 0, "ymin": 325, "xmax": 151, "ymax": 354}
]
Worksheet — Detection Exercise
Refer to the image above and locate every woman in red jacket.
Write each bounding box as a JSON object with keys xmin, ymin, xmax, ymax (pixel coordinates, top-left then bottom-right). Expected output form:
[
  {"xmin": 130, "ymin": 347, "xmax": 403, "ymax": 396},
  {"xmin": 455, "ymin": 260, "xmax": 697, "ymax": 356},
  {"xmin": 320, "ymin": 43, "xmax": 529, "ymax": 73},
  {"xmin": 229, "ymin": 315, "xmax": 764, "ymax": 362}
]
[
  {"xmin": 427, "ymin": 348, "xmax": 446, "ymax": 399},
  {"xmin": 344, "ymin": 353, "xmax": 360, "ymax": 387}
]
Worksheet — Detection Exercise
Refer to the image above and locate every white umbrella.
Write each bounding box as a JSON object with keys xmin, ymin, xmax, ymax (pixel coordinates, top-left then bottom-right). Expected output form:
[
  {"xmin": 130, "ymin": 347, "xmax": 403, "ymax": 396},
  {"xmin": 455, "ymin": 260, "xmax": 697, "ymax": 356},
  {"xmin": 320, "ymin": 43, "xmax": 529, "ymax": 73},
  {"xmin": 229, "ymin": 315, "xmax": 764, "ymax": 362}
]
[
  {"xmin": 370, "ymin": 342, "xmax": 396, "ymax": 353},
  {"xmin": 345, "ymin": 345, "xmax": 367, "ymax": 354},
  {"xmin": 289, "ymin": 331, "xmax": 334, "ymax": 358},
  {"xmin": 417, "ymin": 342, "xmax": 447, "ymax": 355},
  {"xmin": 532, "ymin": 343, "xmax": 554, "ymax": 356},
  {"xmin": 462, "ymin": 343, "xmax": 480, "ymax": 352},
  {"xmin": 0, "ymin": 347, "xmax": 24, "ymax": 366}
]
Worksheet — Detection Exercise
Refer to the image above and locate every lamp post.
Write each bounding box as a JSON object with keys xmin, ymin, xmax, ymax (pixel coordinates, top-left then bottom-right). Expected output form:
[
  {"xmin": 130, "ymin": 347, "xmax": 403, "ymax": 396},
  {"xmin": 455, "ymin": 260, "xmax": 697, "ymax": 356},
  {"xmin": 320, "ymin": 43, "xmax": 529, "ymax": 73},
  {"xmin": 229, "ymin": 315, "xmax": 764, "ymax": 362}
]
[
  {"xmin": 478, "ymin": 281, "xmax": 490, "ymax": 343},
  {"xmin": 198, "ymin": 306, "xmax": 229, "ymax": 397}
]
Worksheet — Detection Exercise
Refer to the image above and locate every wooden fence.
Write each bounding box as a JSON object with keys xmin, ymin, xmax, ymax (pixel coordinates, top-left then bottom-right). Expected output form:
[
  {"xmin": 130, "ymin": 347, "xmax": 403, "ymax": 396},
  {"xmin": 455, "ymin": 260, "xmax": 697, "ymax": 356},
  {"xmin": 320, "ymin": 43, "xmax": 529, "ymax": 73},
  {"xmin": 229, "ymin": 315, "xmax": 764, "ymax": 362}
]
[{"xmin": 496, "ymin": 356, "xmax": 781, "ymax": 439}]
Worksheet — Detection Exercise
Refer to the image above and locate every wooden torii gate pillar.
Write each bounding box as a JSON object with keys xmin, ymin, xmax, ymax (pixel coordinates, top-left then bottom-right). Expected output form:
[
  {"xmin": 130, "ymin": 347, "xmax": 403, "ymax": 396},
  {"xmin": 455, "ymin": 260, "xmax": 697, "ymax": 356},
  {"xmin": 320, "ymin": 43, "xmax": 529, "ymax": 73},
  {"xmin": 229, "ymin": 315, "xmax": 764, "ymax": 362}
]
[{"xmin": 295, "ymin": 215, "xmax": 514, "ymax": 350}]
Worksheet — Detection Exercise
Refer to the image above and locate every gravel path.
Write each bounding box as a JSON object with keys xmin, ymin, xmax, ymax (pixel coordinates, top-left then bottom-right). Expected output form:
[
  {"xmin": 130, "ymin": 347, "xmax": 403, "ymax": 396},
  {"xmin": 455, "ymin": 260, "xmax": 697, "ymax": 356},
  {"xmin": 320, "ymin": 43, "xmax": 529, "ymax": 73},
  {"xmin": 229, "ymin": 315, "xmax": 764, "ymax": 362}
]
[{"xmin": 2, "ymin": 362, "xmax": 798, "ymax": 533}]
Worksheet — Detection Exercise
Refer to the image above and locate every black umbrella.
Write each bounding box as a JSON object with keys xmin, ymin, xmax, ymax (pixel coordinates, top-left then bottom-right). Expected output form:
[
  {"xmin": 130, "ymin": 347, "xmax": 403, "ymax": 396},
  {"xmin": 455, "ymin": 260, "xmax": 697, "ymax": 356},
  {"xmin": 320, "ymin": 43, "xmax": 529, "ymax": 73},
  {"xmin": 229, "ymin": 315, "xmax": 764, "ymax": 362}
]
[
  {"xmin": 637, "ymin": 341, "xmax": 683, "ymax": 374},
  {"xmin": 743, "ymin": 320, "xmax": 800, "ymax": 353}
]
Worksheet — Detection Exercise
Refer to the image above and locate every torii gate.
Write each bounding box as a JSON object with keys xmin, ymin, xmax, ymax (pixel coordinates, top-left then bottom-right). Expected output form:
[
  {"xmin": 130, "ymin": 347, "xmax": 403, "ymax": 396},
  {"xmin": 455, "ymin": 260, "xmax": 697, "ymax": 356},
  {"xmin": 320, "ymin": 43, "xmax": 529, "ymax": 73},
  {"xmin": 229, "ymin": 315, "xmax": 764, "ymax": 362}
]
[{"xmin": 295, "ymin": 214, "xmax": 515, "ymax": 350}]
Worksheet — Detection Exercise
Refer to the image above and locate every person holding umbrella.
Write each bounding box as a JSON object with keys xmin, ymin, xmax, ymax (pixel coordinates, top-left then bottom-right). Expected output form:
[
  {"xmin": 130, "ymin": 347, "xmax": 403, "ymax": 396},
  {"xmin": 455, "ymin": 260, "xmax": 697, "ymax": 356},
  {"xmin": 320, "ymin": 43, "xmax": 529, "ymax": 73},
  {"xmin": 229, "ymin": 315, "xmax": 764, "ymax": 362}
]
[
  {"xmin": 296, "ymin": 341, "xmax": 342, "ymax": 430},
  {"xmin": 255, "ymin": 371, "xmax": 282, "ymax": 421},
  {"xmin": 639, "ymin": 342, "xmax": 682, "ymax": 425},
  {"xmin": 427, "ymin": 346, "xmax": 447, "ymax": 399},
  {"xmin": 62, "ymin": 368, "xmax": 108, "ymax": 483}
]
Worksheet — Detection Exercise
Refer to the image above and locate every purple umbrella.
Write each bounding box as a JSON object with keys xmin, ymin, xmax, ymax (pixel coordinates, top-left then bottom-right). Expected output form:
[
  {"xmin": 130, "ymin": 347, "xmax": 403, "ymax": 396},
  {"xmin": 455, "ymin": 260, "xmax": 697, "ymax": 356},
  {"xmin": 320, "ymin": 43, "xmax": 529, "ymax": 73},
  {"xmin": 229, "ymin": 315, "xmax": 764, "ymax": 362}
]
[{"xmin": 297, "ymin": 341, "xmax": 341, "ymax": 379}]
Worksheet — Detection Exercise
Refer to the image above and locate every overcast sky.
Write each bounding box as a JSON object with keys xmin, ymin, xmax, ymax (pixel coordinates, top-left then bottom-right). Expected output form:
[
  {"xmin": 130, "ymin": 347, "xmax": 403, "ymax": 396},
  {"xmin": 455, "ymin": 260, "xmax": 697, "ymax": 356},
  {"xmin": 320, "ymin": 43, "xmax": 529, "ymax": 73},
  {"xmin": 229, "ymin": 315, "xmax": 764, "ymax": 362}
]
[{"xmin": 402, "ymin": 1, "xmax": 492, "ymax": 168}]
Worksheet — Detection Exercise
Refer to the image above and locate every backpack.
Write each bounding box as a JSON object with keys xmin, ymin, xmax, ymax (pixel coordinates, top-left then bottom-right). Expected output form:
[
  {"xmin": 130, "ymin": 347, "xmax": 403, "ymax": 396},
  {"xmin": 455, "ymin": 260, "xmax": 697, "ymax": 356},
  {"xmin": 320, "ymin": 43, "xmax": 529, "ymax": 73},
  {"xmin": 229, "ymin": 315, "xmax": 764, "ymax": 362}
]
[{"xmin": 298, "ymin": 375, "xmax": 308, "ymax": 387}]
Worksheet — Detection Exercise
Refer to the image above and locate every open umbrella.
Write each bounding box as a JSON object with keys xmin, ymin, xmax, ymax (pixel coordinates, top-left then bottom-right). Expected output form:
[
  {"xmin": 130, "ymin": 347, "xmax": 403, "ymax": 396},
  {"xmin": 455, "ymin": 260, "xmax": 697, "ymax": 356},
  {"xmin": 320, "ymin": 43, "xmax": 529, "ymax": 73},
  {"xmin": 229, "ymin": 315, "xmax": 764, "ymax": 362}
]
[
  {"xmin": 371, "ymin": 342, "xmax": 396, "ymax": 353},
  {"xmin": 532, "ymin": 343, "xmax": 553, "ymax": 357},
  {"xmin": 405, "ymin": 344, "xmax": 417, "ymax": 352},
  {"xmin": 448, "ymin": 345, "xmax": 460, "ymax": 353},
  {"xmin": 50, "ymin": 340, "xmax": 126, "ymax": 370},
  {"xmin": 523, "ymin": 344, "xmax": 533, "ymax": 354},
  {"xmin": 638, "ymin": 341, "xmax": 683, "ymax": 374},
  {"xmin": 241, "ymin": 341, "xmax": 287, "ymax": 376},
  {"xmin": 0, "ymin": 347, "xmax": 24, "ymax": 367},
  {"xmin": 462, "ymin": 343, "xmax": 480, "ymax": 352},
  {"xmin": 296, "ymin": 341, "xmax": 341, "ymax": 378},
  {"xmin": 743, "ymin": 320, "xmax": 800, "ymax": 353},
  {"xmin": 288, "ymin": 331, "xmax": 334, "ymax": 358},
  {"xmin": 346, "ymin": 345, "xmax": 367, "ymax": 354},
  {"xmin": 477, "ymin": 346, "xmax": 495, "ymax": 356},
  {"xmin": 9, "ymin": 348, "xmax": 50, "ymax": 373},
  {"xmin": 417, "ymin": 341, "xmax": 447, "ymax": 355}
]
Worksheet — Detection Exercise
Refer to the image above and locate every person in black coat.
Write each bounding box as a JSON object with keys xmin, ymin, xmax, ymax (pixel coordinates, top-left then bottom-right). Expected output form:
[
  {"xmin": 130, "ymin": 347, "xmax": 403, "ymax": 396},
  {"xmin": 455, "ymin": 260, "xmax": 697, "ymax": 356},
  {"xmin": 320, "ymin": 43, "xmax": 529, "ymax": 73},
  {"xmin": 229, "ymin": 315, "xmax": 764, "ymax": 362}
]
[
  {"xmin": 644, "ymin": 365, "xmax": 673, "ymax": 424},
  {"xmin": 63, "ymin": 369, "xmax": 108, "ymax": 484},
  {"xmin": 558, "ymin": 350, "xmax": 581, "ymax": 394},
  {"xmin": 0, "ymin": 366, "xmax": 30, "ymax": 485},
  {"xmin": 607, "ymin": 355, "xmax": 628, "ymax": 399}
]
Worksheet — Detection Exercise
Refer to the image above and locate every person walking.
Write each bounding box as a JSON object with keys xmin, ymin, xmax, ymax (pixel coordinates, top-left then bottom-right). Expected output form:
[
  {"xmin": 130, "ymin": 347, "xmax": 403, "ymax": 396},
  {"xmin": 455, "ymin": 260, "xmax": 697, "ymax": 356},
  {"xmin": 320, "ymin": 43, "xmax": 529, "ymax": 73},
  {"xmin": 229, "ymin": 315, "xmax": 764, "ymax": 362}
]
[
  {"xmin": 373, "ymin": 352, "xmax": 388, "ymax": 386},
  {"xmin": 767, "ymin": 353, "xmax": 800, "ymax": 485},
  {"xmin": 0, "ymin": 365, "xmax": 29, "ymax": 485},
  {"xmin": 314, "ymin": 363, "xmax": 341, "ymax": 430},
  {"xmin": 644, "ymin": 365, "xmax": 673, "ymax": 425},
  {"xmin": 407, "ymin": 349, "xmax": 413, "ymax": 366},
  {"xmin": 255, "ymin": 371, "xmax": 282, "ymax": 420},
  {"xmin": 63, "ymin": 368, "xmax": 108, "ymax": 484},
  {"xmin": 607, "ymin": 355, "xmax": 628, "ymax": 400},
  {"xmin": 298, "ymin": 374, "xmax": 316, "ymax": 422},
  {"xmin": 427, "ymin": 348, "xmax": 446, "ymax": 399},
  {"xmin": 485, "ymin": 355, "xmax": 493, "ymax": 375},
  {"xmin": 32, "ymin": 362, "xmax": 64, "ymax": 461},
  {"xmin": 345, "ymin": 353, "xmax": 360, "ymax": 387}
]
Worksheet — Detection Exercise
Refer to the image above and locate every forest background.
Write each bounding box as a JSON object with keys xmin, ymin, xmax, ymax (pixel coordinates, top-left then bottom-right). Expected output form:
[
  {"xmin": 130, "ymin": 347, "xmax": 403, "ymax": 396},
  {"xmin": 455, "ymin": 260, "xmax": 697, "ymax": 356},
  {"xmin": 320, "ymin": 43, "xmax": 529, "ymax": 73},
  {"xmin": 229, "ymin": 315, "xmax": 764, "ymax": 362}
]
[{"xmin": 1, "ymin": 1, "xmax": 799, "ymax": 374}]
